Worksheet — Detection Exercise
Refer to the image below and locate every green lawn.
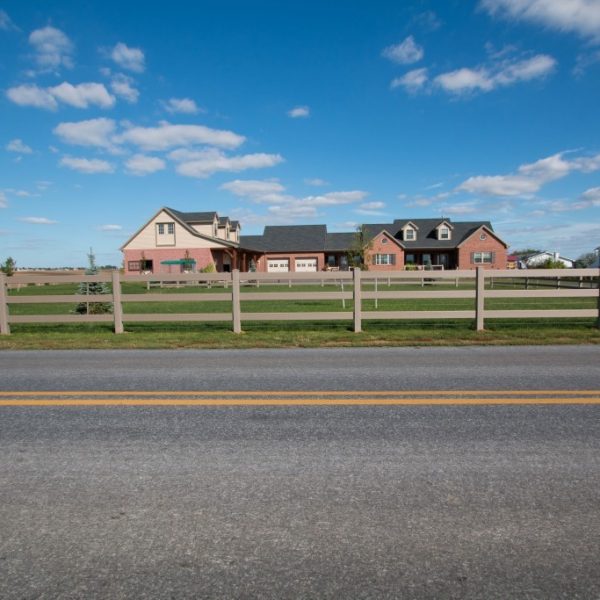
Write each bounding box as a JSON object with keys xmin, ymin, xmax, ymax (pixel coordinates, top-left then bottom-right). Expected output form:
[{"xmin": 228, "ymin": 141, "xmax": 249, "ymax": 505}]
[{"xmin": 2, "ymin": 280, "xmax": 598, "ymax": 349}]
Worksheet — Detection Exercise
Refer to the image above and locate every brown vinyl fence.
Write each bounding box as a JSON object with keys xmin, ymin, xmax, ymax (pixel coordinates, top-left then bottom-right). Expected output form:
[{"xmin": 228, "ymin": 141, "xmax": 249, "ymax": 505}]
[{"xmin": 0, "ymin": 268, "xmax": 598, "ymax": 335}]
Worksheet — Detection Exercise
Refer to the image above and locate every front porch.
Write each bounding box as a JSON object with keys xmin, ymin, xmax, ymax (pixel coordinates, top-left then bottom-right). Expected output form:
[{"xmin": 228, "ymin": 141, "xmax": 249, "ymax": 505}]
[{"xmin": 404, "ymin": 251, "xmax": 456, "ymax": 270}]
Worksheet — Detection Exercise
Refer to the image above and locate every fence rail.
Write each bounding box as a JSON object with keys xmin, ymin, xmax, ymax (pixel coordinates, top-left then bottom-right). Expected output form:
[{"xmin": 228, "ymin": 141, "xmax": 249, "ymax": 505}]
[{"xmin": 0, "ymin": 267, "xmax": 598, "ymax": 335}]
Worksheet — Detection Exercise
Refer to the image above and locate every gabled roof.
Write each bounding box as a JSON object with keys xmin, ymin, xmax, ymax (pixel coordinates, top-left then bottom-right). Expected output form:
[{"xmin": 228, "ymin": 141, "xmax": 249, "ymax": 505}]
[{"xmin": 120, "ymin": 206, "xmax": 239, "ymax": 250}]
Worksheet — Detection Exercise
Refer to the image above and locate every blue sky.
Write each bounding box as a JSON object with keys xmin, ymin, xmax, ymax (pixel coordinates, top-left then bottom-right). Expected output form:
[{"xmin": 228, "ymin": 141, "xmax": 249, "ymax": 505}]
[{"xmin": 1, "ymin": 0, "xmax": 599, "ymax": 267}]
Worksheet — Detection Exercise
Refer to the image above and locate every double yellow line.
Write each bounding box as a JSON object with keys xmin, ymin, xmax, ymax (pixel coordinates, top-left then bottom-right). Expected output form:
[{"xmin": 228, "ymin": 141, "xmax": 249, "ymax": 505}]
[{"xmin": 0, "ymin": 390, "xmax": 599, "ymax": 406}]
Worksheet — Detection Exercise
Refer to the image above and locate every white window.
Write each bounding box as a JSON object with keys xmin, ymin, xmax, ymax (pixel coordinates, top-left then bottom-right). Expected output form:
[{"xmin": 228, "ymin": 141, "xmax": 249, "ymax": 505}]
[
  {"xmin": 472, "ymin": 252, "xmax": 493, "ymax": 264},
  {"xmin": 439, "ymin": 227, "xmax": 450, "ymax": 240},
  {"xmin": 405, "ymin": 228, "xmax": 416, "ymax": 241},
  {"xmin": 167, "ymin": 223, "xmax": 174, "ymax": 235},
  {"xmin": 157, "ymin": 223, "xmax": 165, "ymax": 235},
  {"xmin": 374, "ymin": 254, "xmax": 396, "ymax": 265}
]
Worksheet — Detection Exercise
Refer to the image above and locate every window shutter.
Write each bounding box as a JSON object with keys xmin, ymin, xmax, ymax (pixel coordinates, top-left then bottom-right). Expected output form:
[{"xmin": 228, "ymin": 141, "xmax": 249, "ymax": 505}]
[
  {"xmin": 470, "ymin": 252, "xmax": 475, "ymax": 264},
  {"xmin": 391, "ymin": 254, "xmax": 396, "ymax": 265},
  {"xmin": 492, "ymin": 252, "xmax": 496, "ymax": 264}
]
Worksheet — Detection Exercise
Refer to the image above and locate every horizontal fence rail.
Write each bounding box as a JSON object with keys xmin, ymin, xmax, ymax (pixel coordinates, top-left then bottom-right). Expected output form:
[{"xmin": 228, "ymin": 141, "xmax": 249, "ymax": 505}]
[{"xmin": 0, "ymin": 268, "xmax": 598, "ymax": 335}]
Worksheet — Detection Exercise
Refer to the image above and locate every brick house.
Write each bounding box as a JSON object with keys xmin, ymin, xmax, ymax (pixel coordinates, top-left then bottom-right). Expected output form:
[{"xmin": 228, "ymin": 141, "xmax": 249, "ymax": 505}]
[
  {"xmin": 121, "ymin": 207, "xmax": 241, "ymax": 275},
  {"xmin": 122, "ymin": 209, "xmax": 507, "ymax": 274},
  {"xmin": 242, "ymin": 218, "xmax": 507, "ymax": 272}
]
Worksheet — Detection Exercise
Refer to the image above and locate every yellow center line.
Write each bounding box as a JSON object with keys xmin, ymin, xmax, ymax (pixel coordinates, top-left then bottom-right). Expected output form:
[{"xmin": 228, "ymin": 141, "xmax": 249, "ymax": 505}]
[
  {"xmin": 0, "ymin": 397, "xmax": 599, "ymax": 406},
  {"xmin": 0, "ymin": 390, "xmax": 599, "ymax": 397}
]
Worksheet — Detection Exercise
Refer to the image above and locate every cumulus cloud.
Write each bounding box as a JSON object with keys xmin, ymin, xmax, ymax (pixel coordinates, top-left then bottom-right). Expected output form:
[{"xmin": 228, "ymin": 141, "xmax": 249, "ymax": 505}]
[
  {"xmin": 6, "ymin": 139, "xmax": 33, "ymax": 154},
  {"xmin": 60, "ymin": 156, "xmax": 114, "ymax": 174},
  {"xmin": 481, "ymin": 0, "xmax": 600, "ymax": 42},
  {"xmin": 109, "ymin": 74, "xmax": 139, "ymax": 103},
  {"xmin": 110, "ymin": 42, "xmax": 145, "ymax": 72},
  {"xmin": 391, "ymin": 68, "xmax": 428, "ymax": 92},
  {"xmin": 117, "ymin": 122, "xmax": 245, "ymax": 150},
  {"xmin": 125, "ymin": 154, "xmax": 166, "ymax": 176},
  {"xmin": 29, "ymin": 26, "xmax": 73, "ymax": 71},
  {"xmin": 579, "ymin": 186, "xmax": 600, "ymax": 207},
  {"xmin": 7, "ymin": 81, "xmax": 116, "ymax": 110},
  {"xmin": 221, "ymin": 178, "xmax": 369, "ymax": 222},
  {"xmin": 19, "ymin": 216, "xmax": 58, "ymax": 224},
  {"xmin": 163, "ymin": 98, "xmax": 200, "ymax": 114},
  {"xmin": 435, "ymin": 54, "xmax": 556, "ymax": 94},
  {"xmin": 53, "ymin": 118, "xmax": 117, "ymax": 149},
  {"xmin": 171, "ymin": 149, "xmax": 283, "ymax": 178},
  {"xmin": 304, "ymin": 178, "xmax": 328, "ymax": 186},
  {"xmin": 6, "ymin": 84, "xmax": 58, "ymax": 110},
  {"xmin": 382, "ymin": 36, "xmax": 424, "ymax": 64},
  {"xmin": 287, "ymin": 106, "xmax": 310, "ymax": 118},
  {"xmin": 98, "ymin": 224, "xmax": 123, "ymax": 231},
  {"xmin": 48, "ymin": 82, "xmax": 115, "ymax": 108},
  {"xmin": 458, "ymin": 151, "xmax": 600, "ymax": 196}
]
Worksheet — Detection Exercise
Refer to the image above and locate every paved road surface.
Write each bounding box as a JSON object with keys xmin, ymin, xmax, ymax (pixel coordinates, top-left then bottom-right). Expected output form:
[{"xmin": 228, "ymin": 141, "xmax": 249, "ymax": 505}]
[
  {"xmin": 1, "ymin": 345, "xmax": 599, "ymax": 390},
  {"xmin": 1, "ymin": 346, "xmax": 599, "ymax": 598}
]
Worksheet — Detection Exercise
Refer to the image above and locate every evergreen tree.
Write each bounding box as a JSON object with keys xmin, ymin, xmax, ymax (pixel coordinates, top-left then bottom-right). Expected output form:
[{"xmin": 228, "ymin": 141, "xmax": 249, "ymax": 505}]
[
  {"xmin": 0, "ymin": 257, "xmax": 16, "ymax": 276},
  {"xmin": 75, "ymin": 248, "xmax": 113, "ymax": 315}
]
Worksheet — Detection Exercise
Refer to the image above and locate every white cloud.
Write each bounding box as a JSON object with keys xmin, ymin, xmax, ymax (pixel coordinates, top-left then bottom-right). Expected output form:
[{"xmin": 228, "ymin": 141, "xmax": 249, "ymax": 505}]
[
  {"xmin": 60, "ymin": 156, "xmax": 114, "ymax": 174},
  {"xmin": 53, "ymin": 118, "xmax": 116, "ymax": 149},
  {"xmin": 110, "ymin": 74, "xmax": 139, "ymax": 103},
  {"xmin": 19, "ymin": 216, "xmax": 58, "ymax": 224},
  {"xmin": 304, "ymin": 178, "xmax": 328, "ymax": 186},
  {"xmin": 6, "ymin": 139, "xmax": 33, "ymax": 154},
  {"xmin": 221, "ymin": 178, "xmax": 369, "ymax": 222},
  {"xmin": 481, "ymin": 0, "xmax": 600, "ymax": 42},
  {"xmin": 163, "ymin": 98, "xmax": 200, "ymax": 114},
  {"xmin": 391, "ymin": 68, "xmax": 428, "ymax": 92},
  {"xmin": 0, "ymin": 9, "xmax": 17, "ymax": 30},
  {"xmin": 382, "ymin": 36, "xmax": 424, "ymax": 64},
  {"xmin": 287, "ymin": 106, "xmax": 310, "ymax": 118},
  {"xmin": 48, "ymin": 82, "xmax": 115, "ymax": 108},
  {"xmin": 458, "ymin": 151, "xmax": 600, "ymax": 196},
  {"xmin": 6, "ymin": 84, "xmax": 58, "ymax": 110},
  {"xmin": 359, "ymin": 201, "xmax": 385, "ymax": 210},
  {"xmin": 117, "ymin": 122, "xmax": 245, "ymax": 150},
  {"xmin": 0, "ymin": 192, "xmax": 7, "ymax": 208},
  {"xmin": 442, "ymin": 202, "xmax": 479, "ymax": 215},
  {"xmin": 110, "ymin": 42, "xmax": 145, "ymax": 72},
  {"xmin": 7, "ymin": 81, "xmax": 116, "ymax": 110},
  {"xmin": 221, "ymin": 179, "xmax": 286, "ymax": 199},
  {"xmin": 172, "ymin": 149, "xmax": 283, "ymax": 178},
  {"xmin": 125, "ymin": 154, "xmax": 166, "ymax": 176},
  {"xmin": 29, "ymin": 26, "xmax": 73, "ymax": 71},
  {"xmin": 98, "ymin": 224, "xmax": 123, "ymax": 231},
  {"xmin": 435, "ymin": 54, "xmax": 556, "ymax": 94},
  {"xmin": 580, "ymin": 186, "xmax": 600, "ymax": 206}
]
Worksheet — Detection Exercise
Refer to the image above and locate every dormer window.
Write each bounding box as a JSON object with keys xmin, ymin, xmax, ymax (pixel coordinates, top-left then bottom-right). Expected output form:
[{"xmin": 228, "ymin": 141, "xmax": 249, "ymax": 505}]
[
  {"xmin": 435, "ymin": 221, "xmax": 453, "ymax": 240},
  {"xmin": 405, "ymin": 228, "xmax": 416, "ymax": 241}
]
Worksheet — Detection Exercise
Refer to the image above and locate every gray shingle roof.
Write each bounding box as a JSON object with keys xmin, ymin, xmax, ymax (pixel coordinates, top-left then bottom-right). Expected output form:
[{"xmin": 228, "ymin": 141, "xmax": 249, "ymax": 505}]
[{"xmin": 167, "ymin": 208, "xmax": 217, "ymax": 223}]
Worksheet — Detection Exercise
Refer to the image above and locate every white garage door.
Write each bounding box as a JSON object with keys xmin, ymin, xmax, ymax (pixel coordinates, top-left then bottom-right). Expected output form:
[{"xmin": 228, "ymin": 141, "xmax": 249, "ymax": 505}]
[
  {"xmin": 267, "ymin": 259, "xmax": 290, "ymax": 272},
  {"xmin": 295, "ymin": 258, "xmax": 318, "ymax": 272}
]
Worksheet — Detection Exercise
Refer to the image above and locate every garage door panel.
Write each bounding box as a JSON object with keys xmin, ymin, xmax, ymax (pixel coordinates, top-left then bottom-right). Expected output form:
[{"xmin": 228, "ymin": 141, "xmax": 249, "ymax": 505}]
[
  {"xmin": 268, "ymin": 259, "xmax": 290, "ymax": 272},
  {"xmin": 295, "ymin": 258, "xmax": 317, "ymax": 272}
]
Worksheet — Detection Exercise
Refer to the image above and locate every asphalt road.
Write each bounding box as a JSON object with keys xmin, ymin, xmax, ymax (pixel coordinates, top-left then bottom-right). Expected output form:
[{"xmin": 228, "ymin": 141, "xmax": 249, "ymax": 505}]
[
  {"xmin": 0, "ymin": 345, "xmax": 599, "ymax": 390},
  {"xmin": 1, "ymin": 346, "xmax": 599, "ymax": 599}
]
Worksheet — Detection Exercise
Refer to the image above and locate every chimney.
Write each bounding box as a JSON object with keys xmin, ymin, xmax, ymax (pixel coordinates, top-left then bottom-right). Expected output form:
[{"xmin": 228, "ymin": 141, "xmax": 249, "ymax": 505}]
[{"xmin": 553, "ymin": 252, "xmax": 560, "ymax": 261}]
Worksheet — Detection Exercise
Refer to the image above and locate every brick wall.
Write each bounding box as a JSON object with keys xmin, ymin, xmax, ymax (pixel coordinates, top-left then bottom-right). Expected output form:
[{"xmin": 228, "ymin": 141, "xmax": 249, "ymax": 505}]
[
  {"xmin": 367, "ymin": 234, "xmax": 404, "ymax": 271},
  {"xmin": 123, "ymin": 248, "xmax": 215, "ymax": 274},
  {"xmin": 457, "ymin": 229, "xmax": 507, "ymax": 269}
]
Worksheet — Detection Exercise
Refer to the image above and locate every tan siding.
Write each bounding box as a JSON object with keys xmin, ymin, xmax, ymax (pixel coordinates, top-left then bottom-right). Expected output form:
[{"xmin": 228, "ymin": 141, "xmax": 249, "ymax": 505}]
[{"xmin": 123, "ymin": 210, "xmax": 230, "ymax": 250}]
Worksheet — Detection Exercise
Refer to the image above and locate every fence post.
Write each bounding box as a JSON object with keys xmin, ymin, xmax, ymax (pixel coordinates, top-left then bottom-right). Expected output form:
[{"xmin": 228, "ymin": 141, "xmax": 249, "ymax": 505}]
[
  {"xmin": 232, "ymin": 269, "xmax": 242, "ymax": 334},
  {"xmin": 596, "ymin": 268, "xmax": 600, "ymax": 329},
  {"xmin": 0, "ymin": 273, "xmax": 10, "ymax": 335},
  {"xmin": 112, "ymin": 270, "xmax": 124, "ymax": 334},
  {"xmin": 476, "ymin": 266, "xmax": 485, "ymax": 331},
  {"xmin": 353, "ymin": 268, "xmax": 362, "ymax": 333}
]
